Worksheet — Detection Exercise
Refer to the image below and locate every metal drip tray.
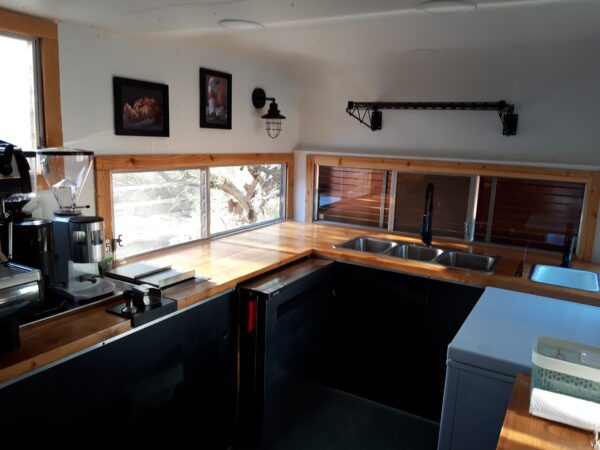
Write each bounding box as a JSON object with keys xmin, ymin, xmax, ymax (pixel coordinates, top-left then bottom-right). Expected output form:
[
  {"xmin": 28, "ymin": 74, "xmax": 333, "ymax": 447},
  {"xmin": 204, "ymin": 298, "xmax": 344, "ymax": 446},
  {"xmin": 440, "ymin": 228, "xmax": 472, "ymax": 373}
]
[{"xmin": 0, "ymin": 262, "xmax": 41, "ymax": 290}]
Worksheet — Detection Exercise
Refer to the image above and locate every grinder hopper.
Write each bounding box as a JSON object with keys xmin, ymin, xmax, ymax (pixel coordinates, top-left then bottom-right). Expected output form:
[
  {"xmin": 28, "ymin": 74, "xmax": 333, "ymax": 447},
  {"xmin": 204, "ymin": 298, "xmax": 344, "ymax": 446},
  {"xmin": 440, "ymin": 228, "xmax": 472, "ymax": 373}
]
[{"xmin": 38, "ymin": 149, "xmax": 94, "ymax": 216}]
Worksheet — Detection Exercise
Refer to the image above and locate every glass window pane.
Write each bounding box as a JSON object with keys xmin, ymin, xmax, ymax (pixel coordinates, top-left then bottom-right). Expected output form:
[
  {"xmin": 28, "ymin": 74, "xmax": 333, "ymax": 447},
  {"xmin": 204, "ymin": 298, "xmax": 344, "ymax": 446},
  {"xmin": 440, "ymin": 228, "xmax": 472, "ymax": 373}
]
[
  {"xmin": 475, "ymin": 177, "xmax": 585, "ymax": 251},
  {"xmin": 316, "ymin": 166, "xmax": 390, "ymax": 228},
  {"xmin": 392, "ymin": 173, "xmax": 471, "ymax": 239},
  {"xmin": 112, "ymin": 169, "xmax": 205, "ymax": 258},
  {"xmin": 210, "ymin": 164, "xmax": 283, "ymax": 234},
  {"xmin": 0, "ymin": 33, "xmax": 38, "ymax": 150}
]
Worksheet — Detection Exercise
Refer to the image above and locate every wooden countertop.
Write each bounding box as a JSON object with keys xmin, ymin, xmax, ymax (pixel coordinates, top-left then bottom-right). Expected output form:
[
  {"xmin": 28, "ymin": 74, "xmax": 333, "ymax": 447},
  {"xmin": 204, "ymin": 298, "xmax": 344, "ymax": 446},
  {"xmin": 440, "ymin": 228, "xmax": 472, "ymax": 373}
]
[
  {"xmin": 1, "ymin": 221, "xmax": 599, "ymax": 386},
  {"xmin": 497, "ymin": 374, "xmax": 594, "ymax": 450}
]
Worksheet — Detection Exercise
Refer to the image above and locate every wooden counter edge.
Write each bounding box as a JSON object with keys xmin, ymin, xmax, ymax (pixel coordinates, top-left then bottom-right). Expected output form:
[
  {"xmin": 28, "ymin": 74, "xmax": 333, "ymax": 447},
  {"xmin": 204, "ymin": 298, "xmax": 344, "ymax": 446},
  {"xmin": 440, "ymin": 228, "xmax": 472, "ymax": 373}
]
[{"xmin": 497, "ymin": 373, "xmax": 594, "ymax": 450}]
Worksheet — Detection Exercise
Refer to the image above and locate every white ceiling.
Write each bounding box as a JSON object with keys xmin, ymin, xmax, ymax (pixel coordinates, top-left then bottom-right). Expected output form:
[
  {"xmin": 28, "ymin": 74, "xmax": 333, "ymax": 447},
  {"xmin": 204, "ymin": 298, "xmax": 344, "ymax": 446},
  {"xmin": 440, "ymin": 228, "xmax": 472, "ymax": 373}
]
[{"xmin": 0, "ymin": 0, "xmax": 597, "ymax": 40}]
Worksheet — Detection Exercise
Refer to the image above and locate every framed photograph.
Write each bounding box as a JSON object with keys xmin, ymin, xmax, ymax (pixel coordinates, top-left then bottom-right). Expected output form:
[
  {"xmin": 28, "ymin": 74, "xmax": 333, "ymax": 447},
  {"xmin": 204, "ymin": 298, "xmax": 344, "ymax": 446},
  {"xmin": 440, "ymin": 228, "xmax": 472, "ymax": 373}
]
[
  {"xmin": 113, "ymin": 76, "xmax": 169, "ymax": 137},
  {"xmin": 200, "ymin": 68, "xmax": 232, "ymax": 129}
]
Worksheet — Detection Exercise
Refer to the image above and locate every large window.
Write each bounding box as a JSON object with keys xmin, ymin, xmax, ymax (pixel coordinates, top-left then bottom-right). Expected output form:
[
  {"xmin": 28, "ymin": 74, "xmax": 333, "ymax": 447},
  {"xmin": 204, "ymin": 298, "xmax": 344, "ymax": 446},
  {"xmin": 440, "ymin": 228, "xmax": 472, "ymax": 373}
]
[
  {"xmin": 314, "ymin": 164, "xmax": 586, "ymax": 253},
  {"xmin": 474, "ymin": 177, "xmax": 585, "ymax": 251},
  {"xmin": 210, "ymin": 164, "xmax": 284, "ymax": 234},
  {"xmin": 112, "ymin": 163, "xmax": 285, "ymax": 258},
  {"xmin": 112, "ymin": 169, "xmax": 207, "ymax": 258},
  {"xmin": 0, "ymin": 33, "xmax": 41, "ymax": 150},
  {"xmin": 316, "ymin": 166, "xmax": 473, "ymax": 240},
  {"xmin": 317, "ymin": 166, "xmax": 390, "ymax": 228}
]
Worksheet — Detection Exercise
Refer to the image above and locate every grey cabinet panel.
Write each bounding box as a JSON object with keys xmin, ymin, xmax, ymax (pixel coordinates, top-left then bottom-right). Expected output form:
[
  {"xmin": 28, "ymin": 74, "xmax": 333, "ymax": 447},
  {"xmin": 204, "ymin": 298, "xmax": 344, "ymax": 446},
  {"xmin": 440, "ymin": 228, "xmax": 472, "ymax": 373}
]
[{"xmin": 448, "ymin": 366, "xmax": 513, "ymax": 450}]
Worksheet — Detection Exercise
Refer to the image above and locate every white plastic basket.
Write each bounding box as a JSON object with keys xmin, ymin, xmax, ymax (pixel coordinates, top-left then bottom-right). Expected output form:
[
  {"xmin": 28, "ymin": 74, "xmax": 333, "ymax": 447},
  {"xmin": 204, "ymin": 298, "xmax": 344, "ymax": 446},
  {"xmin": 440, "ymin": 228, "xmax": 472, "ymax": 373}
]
[{"xmin": 532, "ymin": 336, "xmax": 600, "ymax": 403}]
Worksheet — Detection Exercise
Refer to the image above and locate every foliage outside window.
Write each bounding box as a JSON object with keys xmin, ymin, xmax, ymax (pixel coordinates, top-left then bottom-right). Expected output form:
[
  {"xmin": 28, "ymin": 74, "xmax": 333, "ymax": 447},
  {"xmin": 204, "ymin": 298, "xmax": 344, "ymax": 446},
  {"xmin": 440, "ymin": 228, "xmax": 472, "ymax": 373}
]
[
  {"xmin": 112, "ymin": 164, "xmax": 285, "ymax": 259},
  {"xmin": 210, "ymin": 164, "xmax": 284, "ymax": 234},
  {"xmin": 0, "ymin": 33, "xmax": 41, "ymax": 151},
  {"xmin": 314, "ymin": 165, "xmax": 585, "ymax": 253}
]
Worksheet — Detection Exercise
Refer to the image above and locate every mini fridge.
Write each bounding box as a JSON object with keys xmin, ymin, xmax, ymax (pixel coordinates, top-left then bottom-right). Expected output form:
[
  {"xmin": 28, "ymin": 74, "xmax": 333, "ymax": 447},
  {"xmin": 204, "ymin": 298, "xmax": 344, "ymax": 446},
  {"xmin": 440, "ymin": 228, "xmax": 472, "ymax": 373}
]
[{"xmin": 237, "ymin": 258, "xmax": 335, "ymax": 448}]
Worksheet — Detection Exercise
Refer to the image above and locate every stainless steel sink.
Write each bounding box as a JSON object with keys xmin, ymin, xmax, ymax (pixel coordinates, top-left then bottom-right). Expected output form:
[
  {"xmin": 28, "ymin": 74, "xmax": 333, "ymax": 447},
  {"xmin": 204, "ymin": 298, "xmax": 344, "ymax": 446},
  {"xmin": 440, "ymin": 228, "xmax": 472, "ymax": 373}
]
[
  {"xmin": 383, "ymin": 244, "xmax": 444, "ymax": 262},
  {"xmin": 333, "ymin": 237, "xmax": 396, "ymax": 254},
  {"xmin": 435, "ymin": 251, "xmax": 500, "ymax": 274},
  {"xmin": 530, "ymin": 264, "xmax": 599, "ymax": 292},
  {"xmin": 333, "ymin": 237, "xmax": 500, "ymax": 274}
]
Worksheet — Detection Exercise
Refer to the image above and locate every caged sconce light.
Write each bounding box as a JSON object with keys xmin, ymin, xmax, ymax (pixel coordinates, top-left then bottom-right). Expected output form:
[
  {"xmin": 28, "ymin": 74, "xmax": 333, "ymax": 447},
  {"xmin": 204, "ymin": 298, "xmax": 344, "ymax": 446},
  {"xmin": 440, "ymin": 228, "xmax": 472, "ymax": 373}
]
[{"xmin": 252, "ymin": 88, "xmax": 286, "ymax": 139}]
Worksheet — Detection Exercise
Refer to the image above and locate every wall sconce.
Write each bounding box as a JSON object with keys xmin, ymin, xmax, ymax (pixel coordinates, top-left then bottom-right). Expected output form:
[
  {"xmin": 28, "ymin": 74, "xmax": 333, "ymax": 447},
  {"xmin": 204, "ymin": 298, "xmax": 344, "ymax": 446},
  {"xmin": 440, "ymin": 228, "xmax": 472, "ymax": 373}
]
[{"xmin": 252, "ymin": 88, "xmax": 286, "ymax": 139}]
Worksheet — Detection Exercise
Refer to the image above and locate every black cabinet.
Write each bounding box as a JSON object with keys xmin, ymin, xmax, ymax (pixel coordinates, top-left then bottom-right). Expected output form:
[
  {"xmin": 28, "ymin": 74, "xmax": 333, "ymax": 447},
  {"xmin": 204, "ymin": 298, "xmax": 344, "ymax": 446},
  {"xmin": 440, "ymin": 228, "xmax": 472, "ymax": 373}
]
[
  {"xmin": 238, "ymin": 259, "xmax": 335, "ymax": 447},
  {"xmin": 0, "ymin": 290, "xmax": 237, "ymax": 447},
  {"xmin": 329, "ymin": 263, "xmax": 483, "ymax": 422}
]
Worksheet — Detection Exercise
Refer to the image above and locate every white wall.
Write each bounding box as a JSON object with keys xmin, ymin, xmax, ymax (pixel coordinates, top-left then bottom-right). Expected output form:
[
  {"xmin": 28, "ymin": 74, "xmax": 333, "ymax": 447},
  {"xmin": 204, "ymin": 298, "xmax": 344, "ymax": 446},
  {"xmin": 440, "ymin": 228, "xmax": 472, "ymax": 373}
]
[
  {"xmin": 294, "ymin": 39, "xmax": 600, "ymax": 166},
  {"xmin": 291, "ymin": 37, "xmax": 600, "ymax": 261},
  {"xmin": 30, "ymin": 22, "xmax": 299, "ymax": 218}
]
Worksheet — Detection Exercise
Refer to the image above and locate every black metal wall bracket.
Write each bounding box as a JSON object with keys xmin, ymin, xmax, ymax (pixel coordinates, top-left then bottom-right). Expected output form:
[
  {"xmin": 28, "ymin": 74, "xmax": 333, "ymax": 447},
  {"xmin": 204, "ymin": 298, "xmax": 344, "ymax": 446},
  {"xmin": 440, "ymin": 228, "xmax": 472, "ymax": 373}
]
[{"xmin": 346, "ymin": 100, "xmax": 518, "ymax": 136}]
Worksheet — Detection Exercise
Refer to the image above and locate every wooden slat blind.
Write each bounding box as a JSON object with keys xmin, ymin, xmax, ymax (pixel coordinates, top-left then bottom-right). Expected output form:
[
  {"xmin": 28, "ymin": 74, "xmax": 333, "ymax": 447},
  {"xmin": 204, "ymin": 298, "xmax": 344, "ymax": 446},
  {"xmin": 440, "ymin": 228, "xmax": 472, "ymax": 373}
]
[
  {"xmin": 316, "ymin": 166, "xmax": 390, "ymax": 228},
  {"xmin": 393, "ymin": 173, "xmax": 471, "ymax": 239},
  {"xmin": 475, "ymin": 177, "xmax": 585, "ymax": 251}
]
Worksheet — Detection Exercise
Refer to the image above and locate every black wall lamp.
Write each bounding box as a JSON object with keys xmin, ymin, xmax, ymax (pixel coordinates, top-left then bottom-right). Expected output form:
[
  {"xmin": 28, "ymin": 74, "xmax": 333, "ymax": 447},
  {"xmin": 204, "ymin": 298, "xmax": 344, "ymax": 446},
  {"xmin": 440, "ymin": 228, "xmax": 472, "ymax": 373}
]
[
  {"xmin": 252, "ymin": 88, "xmax": 286, "ymax": 139},
  {"xmin": 346, "ymin": 100, "xmax": 519, "ymax": 136}
]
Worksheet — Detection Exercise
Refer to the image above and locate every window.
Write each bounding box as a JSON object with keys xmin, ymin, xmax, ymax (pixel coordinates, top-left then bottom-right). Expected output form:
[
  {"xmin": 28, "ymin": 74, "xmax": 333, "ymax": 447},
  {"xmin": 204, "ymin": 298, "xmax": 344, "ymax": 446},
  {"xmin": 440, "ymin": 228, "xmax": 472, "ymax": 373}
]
[
  {"xmin": 210, "ymin": 164, "xmax": 284, "ymax": 234},
  {"xmin": 391, "ymin": 173, "xmax": 472, "ymax": 240},
  {"xmin": 110, "ymin": 163, "xmax": 286, "ymax": 258},
  {"xmin": 475, "ymin": 177, "xmax": 585, "ymax": 251},
  {"xmin": 315, "ymin": 166, "xmax": 474, "ymax": 240},
  {"xmin": 112, "ymin": 169, "xmax": 207, "ymax": 258},
  {"xmin": 313, "ymin": 163, "xmax": 586, "ymax": 253},
  {"xmin": 0, "ymin": 33, "xmax": 41, "ymax": 150},
  {"xmin": 316, "ymin": 166, "xmax": 390, "ymax": 228}
]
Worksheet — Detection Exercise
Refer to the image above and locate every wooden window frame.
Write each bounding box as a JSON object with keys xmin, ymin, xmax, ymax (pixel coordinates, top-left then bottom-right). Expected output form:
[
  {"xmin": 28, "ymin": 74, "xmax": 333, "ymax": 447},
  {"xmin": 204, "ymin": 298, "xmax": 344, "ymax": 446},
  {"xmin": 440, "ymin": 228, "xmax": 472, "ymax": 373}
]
[
  {"xmin": 306, "ymin": 154, "xmax": 600, "ymax": 262},
  {"xmin": 0, "ymin": 8, "xmax": 63, "ymax": 148},
  {"xmin": 95, "ymin": 153, "xmax": 295, "ymax": 252}
]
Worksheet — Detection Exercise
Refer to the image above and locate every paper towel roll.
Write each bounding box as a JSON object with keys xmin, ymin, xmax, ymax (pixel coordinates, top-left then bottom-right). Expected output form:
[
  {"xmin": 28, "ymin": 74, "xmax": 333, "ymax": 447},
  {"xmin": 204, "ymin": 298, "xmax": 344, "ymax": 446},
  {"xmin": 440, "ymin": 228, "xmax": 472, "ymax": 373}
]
[{"xmin": 530, "ymin": 387, "xmax": 600, "ymax": 432}]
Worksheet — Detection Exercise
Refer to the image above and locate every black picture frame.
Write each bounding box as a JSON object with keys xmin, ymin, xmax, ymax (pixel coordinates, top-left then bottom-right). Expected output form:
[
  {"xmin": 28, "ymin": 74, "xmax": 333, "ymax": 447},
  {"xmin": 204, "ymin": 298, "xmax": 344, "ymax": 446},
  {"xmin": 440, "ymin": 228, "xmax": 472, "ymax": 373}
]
[
  {"xmin": 199, "ymin": 68, "xmax": 232, "ymax": 129},
  {"xmin": 113, "ymin": 76, "xmax": 170, "ymax": 137}
]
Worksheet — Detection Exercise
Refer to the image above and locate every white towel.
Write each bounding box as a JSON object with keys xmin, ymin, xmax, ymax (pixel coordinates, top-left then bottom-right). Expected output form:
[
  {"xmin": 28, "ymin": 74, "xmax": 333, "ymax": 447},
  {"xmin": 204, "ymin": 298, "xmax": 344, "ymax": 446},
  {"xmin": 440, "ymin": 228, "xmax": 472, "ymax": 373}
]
[{"xmin": 530, "ymin": 387, "xmax": 600, "ymax": 432}]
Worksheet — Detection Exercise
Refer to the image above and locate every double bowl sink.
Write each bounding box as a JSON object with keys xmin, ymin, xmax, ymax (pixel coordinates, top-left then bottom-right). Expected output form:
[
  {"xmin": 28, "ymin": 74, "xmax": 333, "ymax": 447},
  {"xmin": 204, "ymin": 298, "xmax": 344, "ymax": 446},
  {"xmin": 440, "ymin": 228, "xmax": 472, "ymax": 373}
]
[{"xmin": 333, "ymin": 236, "xmax": 500, "ymax": 274}]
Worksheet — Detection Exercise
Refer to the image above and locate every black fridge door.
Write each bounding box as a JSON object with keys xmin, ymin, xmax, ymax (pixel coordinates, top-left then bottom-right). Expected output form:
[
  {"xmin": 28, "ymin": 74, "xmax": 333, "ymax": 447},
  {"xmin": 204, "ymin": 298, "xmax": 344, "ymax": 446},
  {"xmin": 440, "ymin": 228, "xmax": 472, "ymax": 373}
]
[{"xmin": 238, "ymin": 258, "xmax": 334, "ymax": 447}]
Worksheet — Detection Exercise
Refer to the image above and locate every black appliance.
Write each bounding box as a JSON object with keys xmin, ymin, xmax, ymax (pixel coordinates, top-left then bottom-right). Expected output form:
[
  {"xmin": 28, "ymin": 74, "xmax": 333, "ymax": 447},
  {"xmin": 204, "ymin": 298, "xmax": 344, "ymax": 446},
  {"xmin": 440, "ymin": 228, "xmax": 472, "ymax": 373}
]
[
  {"xmin": 0, "ymin": 141, "xmax": 43, "ymax": 351},
  {"xmin": 238, "ymin": 258, "xmax": 334, "ymax": 447},
  {"xmin": 11, "ymin": 220, "xmax": 54, "ymax": 286}
]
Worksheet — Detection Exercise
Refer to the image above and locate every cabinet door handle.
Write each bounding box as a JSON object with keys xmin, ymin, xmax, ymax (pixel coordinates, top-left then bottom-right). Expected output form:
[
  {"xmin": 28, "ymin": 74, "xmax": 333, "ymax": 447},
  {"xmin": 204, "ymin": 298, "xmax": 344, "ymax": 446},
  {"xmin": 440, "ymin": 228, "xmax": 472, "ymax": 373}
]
[{"xmin": 245, "ymin": 299, "xmax": 257, "ymax": 334}]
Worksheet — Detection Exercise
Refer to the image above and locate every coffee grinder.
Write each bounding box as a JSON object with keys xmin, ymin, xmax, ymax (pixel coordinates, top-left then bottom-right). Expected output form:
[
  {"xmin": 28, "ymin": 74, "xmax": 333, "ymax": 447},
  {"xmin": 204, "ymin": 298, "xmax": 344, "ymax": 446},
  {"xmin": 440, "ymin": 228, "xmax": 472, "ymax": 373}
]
[{"xmin": 38, "ymin": 149, "xmax": 114, "ymax": 303}]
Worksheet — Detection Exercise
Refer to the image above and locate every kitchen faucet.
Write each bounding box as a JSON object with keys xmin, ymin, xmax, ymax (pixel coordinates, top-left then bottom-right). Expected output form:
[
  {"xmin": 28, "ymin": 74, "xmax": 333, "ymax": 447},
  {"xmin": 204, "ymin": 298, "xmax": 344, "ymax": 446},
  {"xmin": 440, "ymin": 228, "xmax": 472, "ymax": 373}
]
[
  {"xmin": 561, "ymin": 235, "xmax": 576, "ymax": 268},
  {"xmin": 421, "ymin": 182, "xmax": 434, "ymax": 246}
]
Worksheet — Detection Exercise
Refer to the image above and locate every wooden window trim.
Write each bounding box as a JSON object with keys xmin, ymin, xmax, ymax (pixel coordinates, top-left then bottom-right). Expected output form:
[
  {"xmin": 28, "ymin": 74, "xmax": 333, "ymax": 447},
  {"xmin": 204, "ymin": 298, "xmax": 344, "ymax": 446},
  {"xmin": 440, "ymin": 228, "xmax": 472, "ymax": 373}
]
[
  {"xmin": 306, "ymin": 154, "xmax": 600, "ymax": 262},
  {"xmin": 95, "ymin": 153, "xmax": 295, "ymax": 248},
  {"xmin": 0, "ymin": 8, "xmax": 63, "ymax": 148}
]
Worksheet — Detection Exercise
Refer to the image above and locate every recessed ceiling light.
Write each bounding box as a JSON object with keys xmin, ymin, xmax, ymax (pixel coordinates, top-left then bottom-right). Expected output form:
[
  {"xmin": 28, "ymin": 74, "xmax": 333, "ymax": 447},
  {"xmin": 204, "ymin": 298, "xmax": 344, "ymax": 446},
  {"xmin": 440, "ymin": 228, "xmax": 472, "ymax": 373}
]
[
  {"xmin": 218, "ymin": 19, "xmax": 265, "ymax": 30},
  {"xmin": 417, "ymin": 0, "xmax": 477, "ymax": 13}
]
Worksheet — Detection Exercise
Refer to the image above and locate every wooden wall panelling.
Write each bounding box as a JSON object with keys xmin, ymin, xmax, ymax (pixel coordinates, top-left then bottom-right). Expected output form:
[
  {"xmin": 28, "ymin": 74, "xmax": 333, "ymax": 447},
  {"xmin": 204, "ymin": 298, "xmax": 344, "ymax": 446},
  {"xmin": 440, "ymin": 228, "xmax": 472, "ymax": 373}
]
[
  {"xmin": 0, "ymin": 8, "xmax": 57, "ymax": 40},
  {"xmin": 39, "ymin": 38, "xmax": 63, "ymax": 147},
  {"xmin": 579, "ymin": 172, "xmax": 600, "ymax": 261},
  {"xmin": 305, "ymin": 155, "xmax": 315, "ymax": 222}
]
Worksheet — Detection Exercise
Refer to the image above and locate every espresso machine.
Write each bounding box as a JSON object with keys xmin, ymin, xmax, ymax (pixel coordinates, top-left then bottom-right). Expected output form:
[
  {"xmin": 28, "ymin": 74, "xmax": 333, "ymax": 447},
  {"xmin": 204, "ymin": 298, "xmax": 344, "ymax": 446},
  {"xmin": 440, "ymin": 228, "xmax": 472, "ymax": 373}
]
[
  {"xmin": 38, "ymin": 149, "xmax": 114, "ymax": 303},
  {"xmin": 0, "ymin": 141, "xmax": 43, "ymax": 351}
]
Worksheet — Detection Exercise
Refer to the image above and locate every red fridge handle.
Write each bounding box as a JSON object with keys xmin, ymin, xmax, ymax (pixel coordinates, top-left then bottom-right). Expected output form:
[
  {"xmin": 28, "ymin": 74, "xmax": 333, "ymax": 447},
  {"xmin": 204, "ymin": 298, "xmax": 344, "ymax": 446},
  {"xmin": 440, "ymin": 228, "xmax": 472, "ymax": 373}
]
[{"xmin": 246, "ymin": 299, "xmax": 257, "ymax": 334}]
